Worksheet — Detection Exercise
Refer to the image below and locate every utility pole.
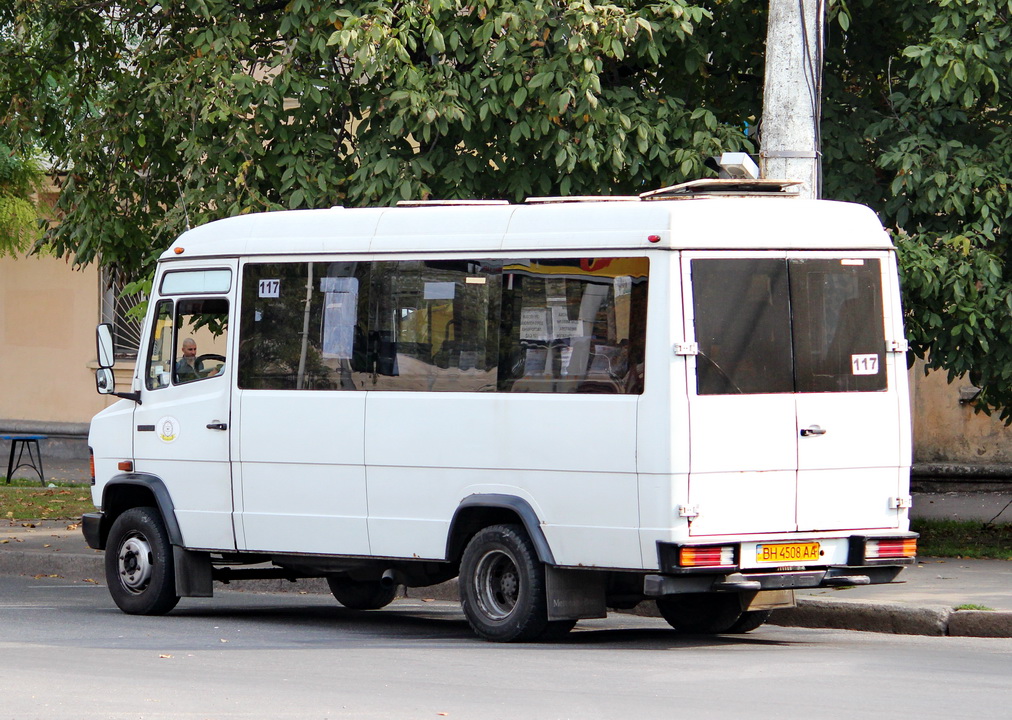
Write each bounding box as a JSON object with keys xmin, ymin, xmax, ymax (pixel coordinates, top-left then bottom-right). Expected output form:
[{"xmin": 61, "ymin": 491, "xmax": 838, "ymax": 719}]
[{"xmin": 760, "ymin": 0, "xmax": 824, "ymax": 199}]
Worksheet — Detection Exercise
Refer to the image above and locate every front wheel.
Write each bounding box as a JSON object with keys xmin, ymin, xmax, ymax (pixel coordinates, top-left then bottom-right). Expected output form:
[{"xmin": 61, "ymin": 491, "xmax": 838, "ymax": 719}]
[
  {"xmin": 105, "ymin": 506, "xmax": 179, "ymax": 615},
  {"xmin": 459, "ymin": 524, "xmax": 556, "ymax": 642}
]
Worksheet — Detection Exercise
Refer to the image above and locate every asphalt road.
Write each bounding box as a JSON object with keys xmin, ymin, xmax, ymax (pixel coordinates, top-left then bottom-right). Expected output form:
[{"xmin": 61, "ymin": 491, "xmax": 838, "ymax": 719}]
[{"xmin": 2, "ymin": 574, "xmax": 1010, "ymax": 720}]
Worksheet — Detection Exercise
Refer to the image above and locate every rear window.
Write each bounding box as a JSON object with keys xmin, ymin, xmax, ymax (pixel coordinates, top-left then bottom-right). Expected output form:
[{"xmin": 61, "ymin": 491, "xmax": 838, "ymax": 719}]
[{"xmin": 691, "ymin": 257, "xmax": 886, "ymax": 395}]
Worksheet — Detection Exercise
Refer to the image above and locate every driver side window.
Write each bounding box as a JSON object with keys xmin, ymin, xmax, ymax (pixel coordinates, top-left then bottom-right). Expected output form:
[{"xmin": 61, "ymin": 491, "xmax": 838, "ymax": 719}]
[{"xmin": 144, "ymin": 297, "xmax": 229, "ymax": 390}]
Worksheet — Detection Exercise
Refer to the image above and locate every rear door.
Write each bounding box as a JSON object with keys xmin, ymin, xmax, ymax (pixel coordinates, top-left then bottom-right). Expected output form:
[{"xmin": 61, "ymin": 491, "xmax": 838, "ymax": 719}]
[
  {"xmin": 682, "ymin": 253, "xmax": 798, "ymax": 536},
  {"xmin": 683, "ymin": 252, "xmax": 903, "ymax": 536},
  {"xmin": 791, "ymin": 253, "xmax": 904, "ymax": 531}
]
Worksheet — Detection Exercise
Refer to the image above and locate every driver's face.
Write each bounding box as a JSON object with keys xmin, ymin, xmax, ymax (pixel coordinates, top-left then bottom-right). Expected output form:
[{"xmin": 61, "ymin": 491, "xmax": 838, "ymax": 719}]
[{"xmin": 182, "ymin": 344, "xmax": 196, "ymax": 357}]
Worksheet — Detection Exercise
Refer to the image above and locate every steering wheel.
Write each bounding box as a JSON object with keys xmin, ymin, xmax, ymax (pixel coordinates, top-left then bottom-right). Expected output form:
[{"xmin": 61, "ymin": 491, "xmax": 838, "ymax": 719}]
[{"xmin": 196, "ymin": 353, "xmax": 226, "ymax": 377}]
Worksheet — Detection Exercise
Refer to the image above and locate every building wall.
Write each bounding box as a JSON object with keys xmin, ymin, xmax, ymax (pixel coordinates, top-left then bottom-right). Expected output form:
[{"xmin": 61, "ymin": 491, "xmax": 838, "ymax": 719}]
[
  {"xmin": 0, "ymin": 253, "xmax": 115, "ymax": 424},
  {"xmin": 910, "ymin": 359, "xmax": 1012, "ymax": 465}
]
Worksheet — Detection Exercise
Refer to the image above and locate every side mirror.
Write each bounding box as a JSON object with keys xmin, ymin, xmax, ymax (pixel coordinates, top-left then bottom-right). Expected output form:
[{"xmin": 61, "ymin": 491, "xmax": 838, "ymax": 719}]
[
  {"xmin": 95, "ymin": 367, "xmax": 115, "ymax": 395},
  {"xmin": 97, "ymin": 323, "xmax": 115, "ymax": 369}
]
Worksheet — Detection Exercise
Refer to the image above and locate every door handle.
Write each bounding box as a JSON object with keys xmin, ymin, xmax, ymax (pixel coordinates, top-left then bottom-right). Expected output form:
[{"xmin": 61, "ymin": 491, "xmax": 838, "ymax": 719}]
[
  {"xmin": 206, "ymin": 422, "xmax": 228, "ymax": 431},
  {"xmin": 800, "ymin": 425, "xmax": 827, "ymax": 437}
]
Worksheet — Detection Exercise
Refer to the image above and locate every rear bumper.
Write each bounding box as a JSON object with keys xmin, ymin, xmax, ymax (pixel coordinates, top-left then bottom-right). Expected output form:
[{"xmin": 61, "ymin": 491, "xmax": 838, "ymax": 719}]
[
  {"xmin": 643, "ymin": 564, "xmax": 905, "ymax": 597},
  {"xmin": 647, "ymin": 533, "xmax": 916, "ymax": 596}
]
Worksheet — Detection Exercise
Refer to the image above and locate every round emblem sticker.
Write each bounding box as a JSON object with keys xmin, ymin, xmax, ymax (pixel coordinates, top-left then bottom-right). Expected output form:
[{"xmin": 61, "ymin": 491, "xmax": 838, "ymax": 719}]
[{"xmin": 156, "ymin": 416, "xmax": 180, "ymax": 443}]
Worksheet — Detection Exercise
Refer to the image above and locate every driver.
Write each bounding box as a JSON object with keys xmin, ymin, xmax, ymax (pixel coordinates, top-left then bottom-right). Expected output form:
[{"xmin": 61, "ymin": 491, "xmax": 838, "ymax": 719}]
[{"xmin": 174, "ymin": 337, "xmax": 204, "ymax": 381}]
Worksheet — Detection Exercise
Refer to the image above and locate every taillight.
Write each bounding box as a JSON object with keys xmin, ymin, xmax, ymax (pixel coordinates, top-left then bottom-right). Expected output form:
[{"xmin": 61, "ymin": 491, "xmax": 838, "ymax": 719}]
[
  {"xmin": 866, "ymin": 538, "xmax": 917, "ymax": 560},
  {"xmin": 89, "ymin": 447, "xmax": 96, "ymax": 486},
  {"xmin": 679, "ymin": 545, "xmax": 735, "ymax": 567}
]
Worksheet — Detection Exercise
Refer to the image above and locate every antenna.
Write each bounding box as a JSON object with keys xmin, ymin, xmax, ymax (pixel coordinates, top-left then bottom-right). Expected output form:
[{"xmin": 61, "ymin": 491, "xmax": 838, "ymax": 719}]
[{"xmin": 176, "ymin": 181, "xmax": 191, "ymax": 230}]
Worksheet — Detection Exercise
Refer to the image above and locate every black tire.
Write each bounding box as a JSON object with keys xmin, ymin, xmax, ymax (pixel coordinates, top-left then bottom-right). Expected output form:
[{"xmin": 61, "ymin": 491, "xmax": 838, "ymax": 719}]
[
  {"xmin": 459, "ymin": 524, "xmax": 555, "ymax": 642},
  {"xmin": 105, "ymin": 506, "xmax": 179, "ymax": 615},
  {"xmin": 655, "ymin": 593, "xmax": 744, "ymax": 634},
  {"xmin": 725, "ymin": 609, "xmax": 772, "ymax": 634},
  {"xmin": 326, "ymin": 576, "xmax": 398, "ymax": 610}
]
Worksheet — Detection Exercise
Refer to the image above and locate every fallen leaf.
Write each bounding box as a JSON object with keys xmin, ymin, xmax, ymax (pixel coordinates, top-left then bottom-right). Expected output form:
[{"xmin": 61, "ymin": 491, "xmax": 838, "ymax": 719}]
[
  {"xmin": 43, "ymin": 544, "xmax": 51, "ymax": 548},
  {"xmin": 159, "ymin": 654, "xmax": 173, "ymax": 659},
  {"xmin": 82, "ymin": 578, "xmax": 98, "ymax": 584},
  {"xmin": 220, "ymin": 639, "xmax": 228, "ymax": 643},
  {"xmin": 65, "ymin": 523, "xmax": 81, "ymax": 531}
]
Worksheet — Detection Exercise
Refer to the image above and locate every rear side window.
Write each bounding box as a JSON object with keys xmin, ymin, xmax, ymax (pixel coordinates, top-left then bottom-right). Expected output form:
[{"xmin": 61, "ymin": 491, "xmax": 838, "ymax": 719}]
[
  {"xmin": 691, "ymin": 257, "xmax": 886, "ymax": 395},
  {"xmin": 238, "ymin": 256, "xmax": 648, "ymax": 394}
]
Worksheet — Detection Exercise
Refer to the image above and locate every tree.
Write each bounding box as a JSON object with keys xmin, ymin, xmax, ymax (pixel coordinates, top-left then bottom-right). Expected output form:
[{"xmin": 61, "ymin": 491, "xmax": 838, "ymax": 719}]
[
  {"xmin": 819, "ymin": 0, "xmax": 1012, "ymax": 421},
  {"xmin": 4, "ymin": 0, "xmax": 1012, "ymax": 420},
  {"xmin": 1, "ymin": 0, "xmax": 749, "ymax": 280}
]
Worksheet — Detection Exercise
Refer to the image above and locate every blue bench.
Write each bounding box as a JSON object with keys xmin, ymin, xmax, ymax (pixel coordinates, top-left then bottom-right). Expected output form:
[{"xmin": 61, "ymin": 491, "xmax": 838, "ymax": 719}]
[{"xmin": 2, "ymin": 435, "xmax": 48, "ymax": 487}]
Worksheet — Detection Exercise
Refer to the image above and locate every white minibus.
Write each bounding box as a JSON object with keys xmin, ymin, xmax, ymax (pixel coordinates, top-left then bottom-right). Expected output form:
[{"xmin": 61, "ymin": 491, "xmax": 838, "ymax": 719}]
[{"xmin": 86, "ymin": 180, "xmax": 917, "ymax": 642}]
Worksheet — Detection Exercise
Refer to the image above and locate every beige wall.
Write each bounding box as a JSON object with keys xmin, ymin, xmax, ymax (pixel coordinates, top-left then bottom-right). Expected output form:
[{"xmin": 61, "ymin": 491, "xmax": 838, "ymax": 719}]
[
  {"xmin": 0, "ymin": 253, "xmax": 116, "ymax": 424},
  {"xmin": 910, "ymin": 359, "xmax": 1012, "ymax": 464}
]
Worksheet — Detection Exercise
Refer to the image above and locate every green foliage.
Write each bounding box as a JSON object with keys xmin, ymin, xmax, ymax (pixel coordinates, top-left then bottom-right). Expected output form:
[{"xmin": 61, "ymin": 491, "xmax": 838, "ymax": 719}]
[
  {"xmin": 5, "ymin": 0, "xmax": 1012, "ymax": 419},
  {"xmin": 0, "ymin": 143, "xmax": 45, "ymax": 255},
  {"xmin": 820, "ymin": 0, "xmax": 1012, "ymax": 422},
  {"xmin": 2, "ymin": 0, "xmax": 751, "ymax": 282}
]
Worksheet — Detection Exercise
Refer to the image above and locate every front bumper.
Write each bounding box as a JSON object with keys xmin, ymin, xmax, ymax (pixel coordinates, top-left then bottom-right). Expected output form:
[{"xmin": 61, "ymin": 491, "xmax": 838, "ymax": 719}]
[{"xmin": 82, "ymin": 511, "xmax": 105, "ymax": 550}]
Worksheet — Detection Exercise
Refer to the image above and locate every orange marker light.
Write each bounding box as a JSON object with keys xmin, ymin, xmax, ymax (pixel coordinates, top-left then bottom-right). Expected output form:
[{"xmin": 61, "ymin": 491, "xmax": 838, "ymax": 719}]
[
  {"xmin": 118, "ymin": 460, "xmax": 134, "ymax": 472},
  {"xmin": 173, "ymin": 247, "xmax": 185, "ymax": 254}
]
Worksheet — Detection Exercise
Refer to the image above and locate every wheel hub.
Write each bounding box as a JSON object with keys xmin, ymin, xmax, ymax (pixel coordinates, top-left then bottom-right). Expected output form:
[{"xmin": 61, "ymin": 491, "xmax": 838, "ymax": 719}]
[
  {"xmin": 118, "ymin": 532, "xmax": 153, "ymax": 594},
  {"xmin": 474, "ymin": 548, "xmax": 521, "ymax": 620}
]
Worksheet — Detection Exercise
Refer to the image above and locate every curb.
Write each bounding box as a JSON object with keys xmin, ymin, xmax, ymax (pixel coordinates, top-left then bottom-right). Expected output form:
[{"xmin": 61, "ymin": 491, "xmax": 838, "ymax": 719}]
[
  {"xmin": 1, "ymin": 550, "xmax": 1009, "ymax": 638},
  {"xmin": 768, "ymin": 597, "xmax": 1012, "ymax": 638}
]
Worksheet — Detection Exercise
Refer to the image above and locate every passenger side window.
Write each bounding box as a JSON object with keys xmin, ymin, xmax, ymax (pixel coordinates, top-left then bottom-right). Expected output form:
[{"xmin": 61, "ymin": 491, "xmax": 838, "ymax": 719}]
[
  {"xmin": 237, "ymin": 256, "xmax": 647, "ymax": 394},
  {"xmin": 238, "ymin": 262, "xmax": 370, "ymax": 390},
  {"xmin": 368, "ymin": 260, "xmax": 501, "ymax": 392},
  {"xmin": 498, "ymin": 258, "xmax": 648, "ymax": 394}
]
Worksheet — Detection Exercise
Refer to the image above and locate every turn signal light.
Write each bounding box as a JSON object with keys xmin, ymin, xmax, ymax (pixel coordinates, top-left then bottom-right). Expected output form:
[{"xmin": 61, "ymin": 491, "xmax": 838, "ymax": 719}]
[
  {"xmin": 679, "ymin": 545, "xmax": 735, "ymax": 567},
  {"xmin": 866, "ymin": 538, "xmax": 917, "ymax": 559},
  {"xmin": 118, "ymin": 460, "xmax": 134, "ymax": 472}
]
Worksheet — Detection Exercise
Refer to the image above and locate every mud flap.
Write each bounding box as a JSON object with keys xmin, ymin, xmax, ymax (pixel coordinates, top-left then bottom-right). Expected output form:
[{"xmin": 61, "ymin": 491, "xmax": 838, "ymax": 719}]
[
  {"xmin": 744, "ymin": 589, "xmax": 796, "ymax": 611},
  {"xmin": 173, "ymin": 546, "xmax": 213, "ymax": 597},
  {"xmin": 545, "ymin": 566, "xmax": 607, "ymax": 621}
]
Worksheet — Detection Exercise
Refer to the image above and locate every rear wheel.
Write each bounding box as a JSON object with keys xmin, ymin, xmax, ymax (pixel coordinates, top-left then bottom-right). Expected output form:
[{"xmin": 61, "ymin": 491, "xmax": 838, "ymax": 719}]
[
  {"xmin": 725, "ymin": 609, "xmax": 772, "ymax": 634},
  {"xmin": 655, "ymin": 593, "xmax": 745, "ymax": 634},
  {"xmin": 326, "ymin": 576, "xmax": 398, "ymax": 610},
  {"xmin": 459, "ymin": 523, "xmax": 560, "ymax": 642},
  {"xmin": 105, "ymin": 506, "xmax": 179, "ymax": 615}
]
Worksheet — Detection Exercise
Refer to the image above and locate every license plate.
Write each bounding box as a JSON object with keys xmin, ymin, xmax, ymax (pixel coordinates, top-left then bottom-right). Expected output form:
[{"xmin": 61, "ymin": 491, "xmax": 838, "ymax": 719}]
[{"xmin": 756, "ymin": 542, "xmax": 821, "ymax": 563}]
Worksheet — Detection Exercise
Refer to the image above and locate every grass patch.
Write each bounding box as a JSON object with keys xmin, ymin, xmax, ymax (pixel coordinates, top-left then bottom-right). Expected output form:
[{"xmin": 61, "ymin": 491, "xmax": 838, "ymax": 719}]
[
  {"xmin": 0, "ymin": 480, "xmax": 94, "ymax": 520},
  {"xmin": 911, "ymin": 518, "xmax": 1012, "ymax": 560},
  {"xmin": 954, "ymin": 604, "xmax": 994, "ymax": 611}
]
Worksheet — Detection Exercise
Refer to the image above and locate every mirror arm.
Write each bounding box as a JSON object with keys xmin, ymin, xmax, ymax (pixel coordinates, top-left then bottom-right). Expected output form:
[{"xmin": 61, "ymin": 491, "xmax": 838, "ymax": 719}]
[{"xmin": 113, "ymin": 391, "xmax": 142, "ymax": 404}]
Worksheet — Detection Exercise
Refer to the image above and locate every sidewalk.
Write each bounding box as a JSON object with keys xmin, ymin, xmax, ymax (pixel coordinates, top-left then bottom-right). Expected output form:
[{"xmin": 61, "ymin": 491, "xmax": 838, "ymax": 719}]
[{"xmin": 1, "ymin": 517, "xmax": 1009, "ymax": 638}]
